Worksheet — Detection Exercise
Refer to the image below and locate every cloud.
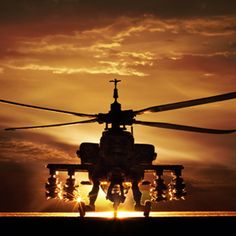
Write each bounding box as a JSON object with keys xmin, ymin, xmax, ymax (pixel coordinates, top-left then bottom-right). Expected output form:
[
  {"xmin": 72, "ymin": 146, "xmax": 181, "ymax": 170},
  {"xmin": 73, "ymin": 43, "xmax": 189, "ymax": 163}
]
[
  {"xmin": 4, "ymin": 62, "xmax": 147, "ymax": 77},
  {"xmin": 1, "ymin": 0, "xmax": 236, "ymax": 26},
  {"xmin": 0, "ymin": 128, "xmax": 78, "ymax": 163},
  {"xmin": 0, "ymin": 139, "xmax": 73, "ymax": 162},
  {"xmin": 183, "ymin": 17, "xmax": 236, "ymax": 36},
  {"xmin": 1, "ymin": 16, "xmax": 236, "ymax": 79},
  {"xmin": 155, "ymin": 53, "xmax": 236, "ymax": 76}
]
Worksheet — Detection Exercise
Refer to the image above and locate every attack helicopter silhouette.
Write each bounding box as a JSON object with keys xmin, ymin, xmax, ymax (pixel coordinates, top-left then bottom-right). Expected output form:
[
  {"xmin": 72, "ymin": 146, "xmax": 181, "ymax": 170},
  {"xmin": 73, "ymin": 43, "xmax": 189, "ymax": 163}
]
[{"xmin": 0, "ymin": 80, "xmax": 236, "ymax": 217}]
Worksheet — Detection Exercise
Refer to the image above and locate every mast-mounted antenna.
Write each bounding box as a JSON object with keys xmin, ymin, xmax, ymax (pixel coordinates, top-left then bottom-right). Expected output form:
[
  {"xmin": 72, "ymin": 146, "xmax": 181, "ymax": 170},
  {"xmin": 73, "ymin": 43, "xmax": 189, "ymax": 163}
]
[{"xmin": 109, "ymin": 79, "xmax": 121, "ymax": 102}]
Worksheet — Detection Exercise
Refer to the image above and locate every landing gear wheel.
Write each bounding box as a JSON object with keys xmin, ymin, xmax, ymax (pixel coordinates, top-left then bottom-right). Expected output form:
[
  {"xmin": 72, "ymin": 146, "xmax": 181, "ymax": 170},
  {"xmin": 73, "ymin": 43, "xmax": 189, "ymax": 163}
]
[
  {"xmin": 143, "ymin": 200, "xmax": 151, "ymax": 218},
  {"xmin": 78, "ymin": 201, "xmax": 86, "ymax": 217}
]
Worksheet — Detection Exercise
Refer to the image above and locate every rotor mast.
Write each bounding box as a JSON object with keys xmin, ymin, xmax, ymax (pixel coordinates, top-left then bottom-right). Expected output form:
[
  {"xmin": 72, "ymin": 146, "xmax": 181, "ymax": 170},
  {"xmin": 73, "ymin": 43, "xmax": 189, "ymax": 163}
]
[{"xmin": 109, "ymin": 79, "xmax": 122, "ymax": 129}]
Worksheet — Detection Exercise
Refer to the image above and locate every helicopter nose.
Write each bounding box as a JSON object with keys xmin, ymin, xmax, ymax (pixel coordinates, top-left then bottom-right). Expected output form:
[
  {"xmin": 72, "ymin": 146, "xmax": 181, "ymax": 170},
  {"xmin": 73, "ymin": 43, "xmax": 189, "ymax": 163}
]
[{"xmin": 110, "ymin": 148, "xmax": 124, "ymax": 155}]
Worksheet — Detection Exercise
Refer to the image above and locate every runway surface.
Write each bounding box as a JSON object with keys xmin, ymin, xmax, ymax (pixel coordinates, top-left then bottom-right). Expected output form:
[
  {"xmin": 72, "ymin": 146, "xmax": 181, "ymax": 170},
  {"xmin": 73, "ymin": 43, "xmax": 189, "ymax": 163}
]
[{"xmin": 1, "ymin": 211, "xmax": 235, "ymax": 235}]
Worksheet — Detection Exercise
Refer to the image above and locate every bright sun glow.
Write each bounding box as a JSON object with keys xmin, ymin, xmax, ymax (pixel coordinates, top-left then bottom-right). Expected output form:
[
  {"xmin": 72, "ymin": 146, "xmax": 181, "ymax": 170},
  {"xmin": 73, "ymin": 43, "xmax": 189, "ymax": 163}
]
[
  {"xmin": 77, "ymin": 196, "xmax": 82, "ymax": 203},
  {"xmin": 84, "ymin": 211, "xmax": 145, "ymax": 218}
]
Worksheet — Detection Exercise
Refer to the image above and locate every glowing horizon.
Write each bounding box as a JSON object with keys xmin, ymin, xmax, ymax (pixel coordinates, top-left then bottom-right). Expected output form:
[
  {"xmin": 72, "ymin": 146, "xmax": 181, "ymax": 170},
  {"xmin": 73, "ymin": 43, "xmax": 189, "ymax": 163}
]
[{"xmin": 1, "ymin": 211, "xmax": 236, "ymax": 218}]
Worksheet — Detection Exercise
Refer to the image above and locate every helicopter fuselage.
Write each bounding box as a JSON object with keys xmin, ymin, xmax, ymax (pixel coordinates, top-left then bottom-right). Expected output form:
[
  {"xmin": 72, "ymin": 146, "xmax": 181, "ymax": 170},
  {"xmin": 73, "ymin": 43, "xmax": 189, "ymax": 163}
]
[{"xmin": 77, "ymin": 128, "xmax": 157, "ymax": 182}]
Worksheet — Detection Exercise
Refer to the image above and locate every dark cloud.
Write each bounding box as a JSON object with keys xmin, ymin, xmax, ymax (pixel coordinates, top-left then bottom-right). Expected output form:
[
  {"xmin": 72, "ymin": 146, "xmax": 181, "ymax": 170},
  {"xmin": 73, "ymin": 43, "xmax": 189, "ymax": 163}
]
[
  {"xmin": 229, "ymin": 41, "xmax": 236, "ymax": 49},
  {"xmin": 0, "ymin": 126, "xmax": 79, "ymax": 163},
  {"xmin": 156, "ymin": 54, "xmax": 236, "ymax": 76},
  {"xmin": 1, "ymin": 0, "xmax": 236, "ymax": 25}
]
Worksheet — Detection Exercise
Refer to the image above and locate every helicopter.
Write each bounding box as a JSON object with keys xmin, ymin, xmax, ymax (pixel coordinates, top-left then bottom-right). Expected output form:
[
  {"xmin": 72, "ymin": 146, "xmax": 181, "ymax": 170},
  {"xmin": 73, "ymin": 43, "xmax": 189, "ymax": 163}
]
[{"xmin": 0, "ymin": 79, "xmax": 236, "ymax": 217}]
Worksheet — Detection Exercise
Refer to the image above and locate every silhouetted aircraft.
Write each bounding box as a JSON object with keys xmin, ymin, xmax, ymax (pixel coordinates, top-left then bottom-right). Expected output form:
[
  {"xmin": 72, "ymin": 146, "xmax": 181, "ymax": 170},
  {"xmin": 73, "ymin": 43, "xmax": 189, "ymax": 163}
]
[{"xmin": 1, "ymin": 80, "xmax": 235, "ymax": 217}]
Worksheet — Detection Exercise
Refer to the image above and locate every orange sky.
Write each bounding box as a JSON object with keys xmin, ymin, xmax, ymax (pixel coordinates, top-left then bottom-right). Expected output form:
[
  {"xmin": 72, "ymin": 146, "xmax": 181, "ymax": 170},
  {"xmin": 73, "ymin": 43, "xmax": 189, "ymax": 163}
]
[{"xmin": 0, "ymin": 0, "xmax": 236, "ymax": 211}]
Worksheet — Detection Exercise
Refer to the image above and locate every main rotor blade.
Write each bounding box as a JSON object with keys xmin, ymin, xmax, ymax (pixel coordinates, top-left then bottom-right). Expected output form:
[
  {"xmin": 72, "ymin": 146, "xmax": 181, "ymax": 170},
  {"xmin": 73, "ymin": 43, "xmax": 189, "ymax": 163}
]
[
  {"xmin": 134, "ymin": 92, "xmax": 236, "ymax": 115},
  {"xmin": 134, "ymin": 120, "xmax": 236, "ymax": 134},
  {"xmin": 5, "ymin": 118, "xmax": 98, "ymax": 131},
  {"xmin": 0, "ymin": 99, "xmax": 97, "ymax": 118}
]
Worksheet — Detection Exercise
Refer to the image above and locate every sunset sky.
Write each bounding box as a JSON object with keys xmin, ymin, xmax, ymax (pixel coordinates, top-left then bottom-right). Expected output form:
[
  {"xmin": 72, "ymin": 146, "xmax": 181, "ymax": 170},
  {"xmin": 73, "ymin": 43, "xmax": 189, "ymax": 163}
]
[{"xmin": 0, "ymin": 0, "xmax": 236, "ymax": 212}]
